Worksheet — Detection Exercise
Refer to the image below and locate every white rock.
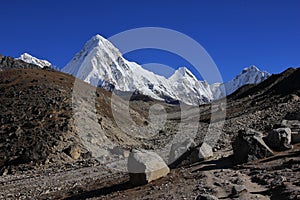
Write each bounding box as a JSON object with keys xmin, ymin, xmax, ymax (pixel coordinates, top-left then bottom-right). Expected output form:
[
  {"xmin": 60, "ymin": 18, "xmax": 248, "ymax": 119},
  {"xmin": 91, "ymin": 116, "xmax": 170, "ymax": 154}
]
[
  {"xmin": 127, "ymin": 149, "xmax": 170, "ymax": 185},
  {"xmin": 282, "ymin": 120, "xmax": 300, "ymax": 133},
  {"xmin": 198, "ymin": 142, "xmax": 214, "ymax": 161}
]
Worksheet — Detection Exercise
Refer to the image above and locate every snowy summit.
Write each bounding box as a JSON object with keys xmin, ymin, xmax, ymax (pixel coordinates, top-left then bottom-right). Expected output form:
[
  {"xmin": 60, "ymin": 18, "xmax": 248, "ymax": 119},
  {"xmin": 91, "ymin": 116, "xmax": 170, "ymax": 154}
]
[{"xmin": 18, "ymin": 53, "xmax": 52, "ymax": 68}]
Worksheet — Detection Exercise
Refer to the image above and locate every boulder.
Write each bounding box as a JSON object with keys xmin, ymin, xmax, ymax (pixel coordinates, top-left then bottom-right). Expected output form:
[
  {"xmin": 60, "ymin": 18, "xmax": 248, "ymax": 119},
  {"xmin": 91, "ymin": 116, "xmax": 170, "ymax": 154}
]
[
  {"xmin": 168, "ymin": 140, "xmax": 213, "ymax": 168},
  {"xmin": 232, "ymin": 184, "xmax": 248, "ymax": 196},
  {"xmin": 232, "ymin": 129, "xmax": 274, "ymax": 164},
  {"xmin": 198, "ymin": 142, "xmax": 214, "ymax": 161},
  {"xmin": 65, "ymin": 145, "xmax": 81, "ymax": 160},
  {"xmin": 265, "ymin": 128, "xmax": 293, "ymax": 151},
  {"xmin": 127, "ymin": 149, "xmax": 170, "ymax": 186},
  {"xmin": 168, "ymin": 138, "xmax": 196, "ymax": 167}
]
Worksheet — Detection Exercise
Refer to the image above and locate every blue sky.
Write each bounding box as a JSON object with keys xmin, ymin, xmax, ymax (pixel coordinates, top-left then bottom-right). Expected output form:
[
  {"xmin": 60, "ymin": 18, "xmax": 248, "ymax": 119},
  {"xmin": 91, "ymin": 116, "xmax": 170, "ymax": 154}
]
[{"xmin": 0, "ymin": 0, "xmax": 299, "ymax": 82}]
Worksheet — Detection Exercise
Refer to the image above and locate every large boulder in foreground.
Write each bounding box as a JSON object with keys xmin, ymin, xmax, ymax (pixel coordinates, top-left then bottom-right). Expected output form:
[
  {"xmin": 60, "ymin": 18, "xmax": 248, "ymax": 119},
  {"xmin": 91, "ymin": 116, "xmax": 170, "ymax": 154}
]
[
  {"xmin": 232, "ymin": 129, "xmax": 274, "ymax": 164},
  {"xmin": 127, "ymin": 149, "xmax": 170, "ymax": 186},
  {"xmin": 265, "ymin": 128, "xmax": 293, "ymax": 151}
]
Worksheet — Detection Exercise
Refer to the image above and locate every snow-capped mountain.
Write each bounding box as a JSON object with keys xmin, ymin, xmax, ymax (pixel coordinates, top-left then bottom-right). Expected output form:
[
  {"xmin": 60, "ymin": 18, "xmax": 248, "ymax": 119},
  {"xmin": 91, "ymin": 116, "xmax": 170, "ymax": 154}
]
[
  {"xmin": 62, "ymin": 34, "xmax": 271, "ymax": 105},
  {"xmin": 18, "ymin": 53, "xmax": 52, "ymax": 68},
  {"xmin": 62, "ymin": 35, "xmax": 214, "ymax": 105},
  {"xmin": 211, "ymin": 66, "xmax": 271, "ymax": 99},
  {"xmin": 168, "ymin": 67, "xmax": 213, "ymax": 103}
]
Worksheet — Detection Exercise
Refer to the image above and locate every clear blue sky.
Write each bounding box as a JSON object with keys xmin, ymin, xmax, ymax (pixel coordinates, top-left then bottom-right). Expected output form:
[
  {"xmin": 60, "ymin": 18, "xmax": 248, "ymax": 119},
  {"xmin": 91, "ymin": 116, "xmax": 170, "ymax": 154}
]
[{"xmin": 0, "ymin": 0, "xmax": 299, "ymax": 82}]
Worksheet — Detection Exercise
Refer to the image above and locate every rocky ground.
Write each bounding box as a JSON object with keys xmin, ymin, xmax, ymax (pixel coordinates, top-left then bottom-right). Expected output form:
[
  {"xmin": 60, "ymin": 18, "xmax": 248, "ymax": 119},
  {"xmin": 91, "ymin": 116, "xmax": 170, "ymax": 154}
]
[
  {"xmin": 2, "ymin": 145, "xmax": 300, "ymax": 199},
  {"xmin": 1, "ymin": 57, "xmax": 300, "ymax": 199}
]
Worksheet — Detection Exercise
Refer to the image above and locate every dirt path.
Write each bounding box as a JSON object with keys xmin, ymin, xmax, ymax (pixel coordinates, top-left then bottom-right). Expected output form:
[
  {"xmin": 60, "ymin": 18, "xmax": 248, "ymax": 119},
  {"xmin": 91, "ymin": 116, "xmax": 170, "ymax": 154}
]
[{"xmin": 1, "ymin": 147, "xmax": 300, "ymax": 199}]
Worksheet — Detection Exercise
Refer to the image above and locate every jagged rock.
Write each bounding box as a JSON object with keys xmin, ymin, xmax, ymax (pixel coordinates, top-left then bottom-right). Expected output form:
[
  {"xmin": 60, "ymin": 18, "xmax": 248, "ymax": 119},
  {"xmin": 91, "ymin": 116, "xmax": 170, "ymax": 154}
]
[
  {"xmin": 198, "ymin": 142, "xmax": 214, "ymax": 161},
  {"xmin": 196, "ymin": 194, "xmax": 218, "ymax": 200},
  {"xmin": 65, "ymin": 145, "xmax": 81, "ymax": 160},
  {"xmin": 232, "ymin": 184, "xmax": 248, "ymax": 196},
  {"xmin": 265, "ymin": 128, "xmax": 293, "ymax": 151},
  {"xmin": 127, "ymin": 149, "xmax": 170, "ymax": 186},
  {"xmin": 271, "ymin": 175, "xmax": 287, "ymax": 187},
  {"xmin": 168, "ymin": 140, "xmax": 213, "ymax": 168},
  {"xmin": 232, "ymin": 129, "xmax": 274, "ymax": 164},
  {"xmin": 168, "ymin": 138, "xmax": 196, "ymax": 166}
]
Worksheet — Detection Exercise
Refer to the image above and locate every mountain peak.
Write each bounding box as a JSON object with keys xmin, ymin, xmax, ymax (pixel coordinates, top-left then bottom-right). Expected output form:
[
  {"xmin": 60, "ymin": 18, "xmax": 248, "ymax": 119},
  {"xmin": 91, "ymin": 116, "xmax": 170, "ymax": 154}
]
[
  {"xmin": 18, "ymin": 53, "xmax": 52, "ymax": 68},
  {"xmin": 20, "ymin": 52, "xmax": 32, "ymax": 58},
  {"xmin": 242, "ymin": 65, "xmax": 259, "ymax": 73},
  {"xmin": 176, "ymin": 66, "xmax": 189, "ymax": 73},
  {"xmin": 82, "ymin": 34, "xmax": 122, "ymax": 58},
  {"xmin": 171, "ymin": 67, "xmax": 197, "ymax": 80},
  {"xmin": 86, "ymin": 34, "xmax": 109, "ymax": 47},
  {"xmin": 223, "ymin": 65, "xmax": 270, "ymax": 96},
  {"xmin": 19, "ymin": 53, "xmax": 35, "ymax": 60},
  {"xmin": 85, "ymin": 34, "xmax": 114, "ymax": 48},
  {"xmin": 62, "ymin": 34, "xmax": 123, "ymax": 76},
  {"xmin": 93, "ymin": 34, "xmax": 108, "ymax": 41}
]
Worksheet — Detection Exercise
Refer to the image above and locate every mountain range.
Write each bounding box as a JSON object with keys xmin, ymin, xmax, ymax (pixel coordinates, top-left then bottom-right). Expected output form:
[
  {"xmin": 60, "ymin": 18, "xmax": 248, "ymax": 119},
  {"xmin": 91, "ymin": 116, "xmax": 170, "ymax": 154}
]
[{"xmin": 18, "ymin": 34, "xmax": 271, "ymax": 105}]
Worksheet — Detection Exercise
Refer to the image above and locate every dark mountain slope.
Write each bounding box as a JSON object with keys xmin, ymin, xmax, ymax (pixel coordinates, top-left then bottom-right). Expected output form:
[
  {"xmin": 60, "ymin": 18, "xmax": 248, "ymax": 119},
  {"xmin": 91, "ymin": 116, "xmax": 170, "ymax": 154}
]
[
  {"xmin": 0, "ymin": 68, "xmax": 75, "ymax": 168},
  {"xmin": 0, "ymin": 66, "xmax": 179, "ymax": 172},
  {"xmin": 0, "ymin": 54, "xmax": 42, "ymax": 71},
  {"xmin": 229, "ymin": 67, "xmax": 299, "ymax": 100}
]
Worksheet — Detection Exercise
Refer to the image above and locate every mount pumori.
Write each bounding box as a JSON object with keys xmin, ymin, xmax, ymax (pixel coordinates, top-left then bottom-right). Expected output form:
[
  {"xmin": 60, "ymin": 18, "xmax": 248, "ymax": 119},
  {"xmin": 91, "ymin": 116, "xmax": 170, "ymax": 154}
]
[{"xmin": 19, "ymin": 35, "xmax": 271, "ymax": 105}]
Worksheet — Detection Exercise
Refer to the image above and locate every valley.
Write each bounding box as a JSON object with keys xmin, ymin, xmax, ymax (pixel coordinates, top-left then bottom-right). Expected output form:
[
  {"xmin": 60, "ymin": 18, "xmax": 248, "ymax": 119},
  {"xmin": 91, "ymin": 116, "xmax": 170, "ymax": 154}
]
[{"xmin": 0, "ymin": 55, "xmax": 300, "ymax": 199}]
